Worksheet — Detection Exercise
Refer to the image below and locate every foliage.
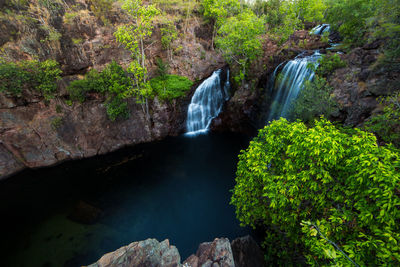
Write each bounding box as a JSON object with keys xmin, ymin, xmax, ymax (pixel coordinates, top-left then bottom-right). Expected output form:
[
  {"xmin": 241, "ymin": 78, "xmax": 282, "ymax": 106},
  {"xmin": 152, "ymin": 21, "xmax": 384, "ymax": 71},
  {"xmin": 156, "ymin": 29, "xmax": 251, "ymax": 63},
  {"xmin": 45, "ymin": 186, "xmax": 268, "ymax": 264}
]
[
  {"xmin": 288, "ymin": 76, "xmax": 338, "ymax": 123},
  {"xmin": 155, "ymin": 57, "xmax": 169, "ymax": 78},
  {"xmin": 160, "ymin": 20, "xmax": 177, "ymax": 50},
  {"xmin": 67, "ymin": 61, "xmax": 131, "ymax": 120},
  {"xmin": 88, "ymin": 0, "xmax": 114, "ymax": 24},
  {"xmin": 231, "ymin": 118, "xmax": 400, "ymax": 265},
  {"xmin": 63, "ymin": 11, "xmax": 79, "ymax": 24},
  {"xmin": 326, "ymin": 0, "xmax": 400, "ymax": 65},
  {"xmin": 114, "ymin": 0, "xmax": 160, "ymax": 116},
  {"xmin": 216, "ymin": 9, "xmax": 265, "ymax": 82},
  {"xmin": 150, "ymin": 74, "xmax": 193, "ymax": 101},
  {"xmin": 202, "ymin": 0, "xmax": 241, "ymax": 26},
  {"xmin": 311, "ymin": 53, "xmax": 347, "ymax": 77},
  {"xmin": 365, "ymin": 93, "xmax": 400, "ymax": 147},
  {"xmin": 105, "ymin": 96, "xmax": 129, "ymax": 121},
  {"xmin": 0, "ymin": 59, "xmax": 61, "ymax": 98},
  {"xmin": 250, "ymin": 0, "xmax": 327, "ymax": 44},
  {"xmin": 326, "ymin": 0, "xmax": 375, "ymax": 46}
]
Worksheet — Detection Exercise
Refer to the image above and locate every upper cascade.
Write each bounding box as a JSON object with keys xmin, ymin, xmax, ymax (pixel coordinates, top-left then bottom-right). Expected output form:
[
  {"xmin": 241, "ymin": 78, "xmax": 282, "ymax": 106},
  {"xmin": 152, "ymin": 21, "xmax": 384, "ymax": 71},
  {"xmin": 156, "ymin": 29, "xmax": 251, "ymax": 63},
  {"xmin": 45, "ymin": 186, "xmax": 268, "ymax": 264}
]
[
  {"xmin": 310, "ymin": 24, "xmax": 330, "ymax": 35},
  {"xmin": 267, "ymin": 51, "xmax": 322, "ymax": 121},
  {"xmin": 186, "ymin": 69, "xmax": 230, "ymax": 136}
]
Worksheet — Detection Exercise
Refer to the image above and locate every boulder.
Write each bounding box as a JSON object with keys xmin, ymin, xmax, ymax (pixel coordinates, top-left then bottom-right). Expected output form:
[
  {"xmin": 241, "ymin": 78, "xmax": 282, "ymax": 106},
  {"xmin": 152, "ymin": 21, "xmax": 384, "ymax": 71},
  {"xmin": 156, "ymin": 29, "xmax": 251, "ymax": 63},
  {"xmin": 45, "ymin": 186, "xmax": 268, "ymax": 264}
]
[
  {"xmin": 88, "ymin": 239, "xmax": 180, "ymax": 267},
  {"xmin": 231, "ymin": 236, "xmax": 266, "ymax": 267}
]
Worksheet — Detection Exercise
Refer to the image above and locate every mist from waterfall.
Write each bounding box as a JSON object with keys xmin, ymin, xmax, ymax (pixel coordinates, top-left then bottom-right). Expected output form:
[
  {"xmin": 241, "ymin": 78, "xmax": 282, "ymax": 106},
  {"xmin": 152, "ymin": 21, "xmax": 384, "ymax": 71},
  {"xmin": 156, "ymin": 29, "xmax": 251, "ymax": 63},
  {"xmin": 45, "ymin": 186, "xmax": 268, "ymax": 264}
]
[
  {"xmin": 267, "ymin": 51, "xmax": 321, "ymax": 121},
  {"xmin": 186, "ymin": 69, "xmax": 230, "ymax": 136}
]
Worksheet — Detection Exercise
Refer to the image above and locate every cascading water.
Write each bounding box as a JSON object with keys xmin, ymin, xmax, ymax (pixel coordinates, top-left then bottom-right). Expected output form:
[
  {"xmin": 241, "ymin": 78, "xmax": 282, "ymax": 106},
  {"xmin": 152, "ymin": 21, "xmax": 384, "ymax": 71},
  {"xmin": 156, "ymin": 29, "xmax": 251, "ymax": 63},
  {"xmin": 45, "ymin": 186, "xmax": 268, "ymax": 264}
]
[
  {"xmin": 267, "ymin": 51, "xmax": 321, "ymax": 121},
  {"xmin": 186, "ymin": 69, "xmax": 230, "ymax": 135},
  {"xmin": 310, "ymin": 24, "xmax": 330, "ymax": 35}
]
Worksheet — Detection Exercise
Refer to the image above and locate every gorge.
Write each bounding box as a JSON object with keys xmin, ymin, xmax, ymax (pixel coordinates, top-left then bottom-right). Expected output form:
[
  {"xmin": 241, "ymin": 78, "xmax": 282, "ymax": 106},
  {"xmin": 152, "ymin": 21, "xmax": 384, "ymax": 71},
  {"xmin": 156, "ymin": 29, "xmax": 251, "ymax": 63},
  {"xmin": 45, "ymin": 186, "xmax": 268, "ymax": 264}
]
[{"xmin": 1, "ymin": 0, "xmax": 399, "ymax": 266}]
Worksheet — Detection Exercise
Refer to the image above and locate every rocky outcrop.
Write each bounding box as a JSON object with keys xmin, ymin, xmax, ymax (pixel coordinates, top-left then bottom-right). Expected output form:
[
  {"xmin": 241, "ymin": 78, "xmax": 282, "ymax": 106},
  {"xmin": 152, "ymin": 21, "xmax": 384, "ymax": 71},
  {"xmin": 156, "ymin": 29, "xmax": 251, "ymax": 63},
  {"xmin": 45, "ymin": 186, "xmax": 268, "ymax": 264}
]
[
  {"xmin": 330, "ymin": 43, "xmax": 400, "ymax": 126},
  {"xmin": 88, "ymin": 236, "xmax": 266, "ymax": 267},
  {"xmin": 88, "ymin": 239, "xmax": 181, "ymax": 267},
  {"xmin": 0, "ymin": 94, "xmax": 189, "ymax": 179}
]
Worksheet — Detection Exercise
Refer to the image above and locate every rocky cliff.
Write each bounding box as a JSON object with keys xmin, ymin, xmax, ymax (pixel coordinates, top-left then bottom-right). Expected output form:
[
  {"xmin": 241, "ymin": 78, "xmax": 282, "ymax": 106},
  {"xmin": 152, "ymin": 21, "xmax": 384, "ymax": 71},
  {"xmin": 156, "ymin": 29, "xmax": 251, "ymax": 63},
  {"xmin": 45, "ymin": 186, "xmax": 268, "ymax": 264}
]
[
  {"xmin": 88, "ymin": 236, "xmax": 266, "ymax": 267},
  {"xmin": 0, "ymin": 0, "xmax": 224, "ymax": 179}
]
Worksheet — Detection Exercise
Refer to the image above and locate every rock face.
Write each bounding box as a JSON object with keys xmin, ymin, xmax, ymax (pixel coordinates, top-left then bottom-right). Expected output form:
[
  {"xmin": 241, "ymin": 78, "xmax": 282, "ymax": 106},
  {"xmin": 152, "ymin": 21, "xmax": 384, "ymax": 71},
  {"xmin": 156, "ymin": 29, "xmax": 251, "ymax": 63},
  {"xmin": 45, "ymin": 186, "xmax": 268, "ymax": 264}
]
[
  {"xmin": 330, "ymin": 44, "xmax": 400, "ymax": 127},
  {"xmin": 0, "ymin": 95, "xmax": 189, "ymax": 179},
  {"xmin": 88, "ymin": 236, "xmax": 266, "ymax": 267}
]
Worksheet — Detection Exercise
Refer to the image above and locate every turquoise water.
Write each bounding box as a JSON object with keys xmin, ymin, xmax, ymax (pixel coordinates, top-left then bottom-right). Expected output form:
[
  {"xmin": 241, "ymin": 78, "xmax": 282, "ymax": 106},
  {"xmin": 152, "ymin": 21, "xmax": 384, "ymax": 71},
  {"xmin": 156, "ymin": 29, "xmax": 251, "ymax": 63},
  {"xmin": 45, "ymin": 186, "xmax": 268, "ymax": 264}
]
[{"xmin": 0, "ymin": 133, "xmax": 251, "ymax": 266}]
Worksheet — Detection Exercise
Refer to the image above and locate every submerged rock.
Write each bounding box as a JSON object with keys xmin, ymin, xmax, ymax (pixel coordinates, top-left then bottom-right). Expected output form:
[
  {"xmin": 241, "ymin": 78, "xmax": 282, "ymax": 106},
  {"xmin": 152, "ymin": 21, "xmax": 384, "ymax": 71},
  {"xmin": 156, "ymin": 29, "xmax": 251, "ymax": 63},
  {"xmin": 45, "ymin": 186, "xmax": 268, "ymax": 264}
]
[
  {"xmin": 88, "ymin": 236, "xmax": 266, "ymax": 267},
  {"xmin": 68, "ymin": 200, "xmax": 103, "ymax": 225}
]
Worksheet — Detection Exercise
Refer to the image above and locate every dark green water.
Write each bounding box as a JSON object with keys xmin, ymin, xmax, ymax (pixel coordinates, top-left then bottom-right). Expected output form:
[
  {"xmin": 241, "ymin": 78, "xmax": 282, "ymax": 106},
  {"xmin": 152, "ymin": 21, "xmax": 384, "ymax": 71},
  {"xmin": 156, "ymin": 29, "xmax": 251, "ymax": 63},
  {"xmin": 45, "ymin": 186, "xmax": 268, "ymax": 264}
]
[{"xmin": 0, "ymin": 132, "xmax": 251, "ymax": 267}]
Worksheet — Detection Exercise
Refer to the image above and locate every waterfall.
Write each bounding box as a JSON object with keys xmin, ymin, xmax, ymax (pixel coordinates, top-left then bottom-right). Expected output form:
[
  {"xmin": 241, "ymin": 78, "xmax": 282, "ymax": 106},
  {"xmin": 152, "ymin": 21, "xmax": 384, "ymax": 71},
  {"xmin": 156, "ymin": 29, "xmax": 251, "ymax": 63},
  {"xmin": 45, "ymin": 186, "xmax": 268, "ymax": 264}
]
[
  {"xmin": 310, "ymin": 24, "xmax": 330, "ymax": 35},
  {"xmin": 267, "ymin": 51, "xmax": 321, "ymax": 121},
  {"xmin": 186, "ymin": 69, "xmax": 230, "ymax": 136}
]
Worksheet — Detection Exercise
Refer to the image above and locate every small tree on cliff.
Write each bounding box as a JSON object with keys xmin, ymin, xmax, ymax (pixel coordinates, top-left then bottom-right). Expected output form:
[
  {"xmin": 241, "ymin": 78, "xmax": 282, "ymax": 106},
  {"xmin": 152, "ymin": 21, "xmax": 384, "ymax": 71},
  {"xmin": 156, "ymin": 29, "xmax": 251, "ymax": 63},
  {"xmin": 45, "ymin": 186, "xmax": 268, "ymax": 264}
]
[{"xmin": 114, "ymin": 0, "xmax": 159, "ymax": 117}]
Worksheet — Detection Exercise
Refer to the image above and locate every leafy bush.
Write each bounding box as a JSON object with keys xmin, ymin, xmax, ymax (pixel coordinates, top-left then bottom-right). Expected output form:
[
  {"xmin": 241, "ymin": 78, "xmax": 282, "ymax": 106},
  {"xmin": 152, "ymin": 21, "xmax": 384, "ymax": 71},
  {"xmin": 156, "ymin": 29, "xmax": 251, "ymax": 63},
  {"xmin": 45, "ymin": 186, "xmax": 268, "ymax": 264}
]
[
  {"xmin": 160, "ymin": 20, "xmax": 177, "ymax": 50},
  {"xmin": 365, "ymin": 93, "xmax": 400, "ymax": 147},
  {"xmin": 231, "ymin": 118, "xmax": 400, "ymax": 266},
  {"xmin": 216, "ymin": 9, "xmax": 265, "ymax": 82},
  {"xmin": 67, "ymin": 60, "xmax": 131, "ymax": 120},
  {"xmin": 150, "ymin": 74, "xmax": 193, "ymax": 101},
  {"xmin": 288, "ymin": 76, "xmax": 339, "ymax": 123},
  {"xmin": 105, "ymin": 96, "xmax": 129, "ymax": 121},
  {"xmin": 313, "ymin": 53, "xmax": 347, "ymax": 77},
  {"xmin": 0, "ymin": 59, "xmax": 61, "ymax": 98}
]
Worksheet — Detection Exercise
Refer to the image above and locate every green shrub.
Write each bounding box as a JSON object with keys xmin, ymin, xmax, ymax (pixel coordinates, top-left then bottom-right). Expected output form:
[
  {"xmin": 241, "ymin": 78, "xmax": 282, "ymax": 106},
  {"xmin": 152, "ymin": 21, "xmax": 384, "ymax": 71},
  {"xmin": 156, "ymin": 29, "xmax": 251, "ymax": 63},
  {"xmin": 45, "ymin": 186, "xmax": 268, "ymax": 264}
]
[
  {"xmin": 67, "ymin": 60, "xmax": 132, "ymax": 120},
  {"xmin": 67, "ymin": 61, "xmax": 130, "ymax": 101},
  {"xmin": 231, "ymin": 118, "xmax": 400, "ymax": 266},
  {"xmin": 149, "ymin": 74, "xmax": 193, "ymax": 101},
  {"xmin": 311, "ymin": 53, "xmax": 346, "ymax": 77},
  {"xmin": 105, "ymin": 96, "xmax": 129, "ymax": 121},
  {"xmin": 0, "ymin": 59, "xmax": 61, "ymax": 98},
  {"xmin": 365, "ymin": 93, "xmax": 400, "ymax": 147},
  {"xmin": 160, "ymin": 20, "xmax": 177, "ymax": 50},
  {"xmin": 288, "ymin": 76, "xmax": 339, "ymax": 123}
]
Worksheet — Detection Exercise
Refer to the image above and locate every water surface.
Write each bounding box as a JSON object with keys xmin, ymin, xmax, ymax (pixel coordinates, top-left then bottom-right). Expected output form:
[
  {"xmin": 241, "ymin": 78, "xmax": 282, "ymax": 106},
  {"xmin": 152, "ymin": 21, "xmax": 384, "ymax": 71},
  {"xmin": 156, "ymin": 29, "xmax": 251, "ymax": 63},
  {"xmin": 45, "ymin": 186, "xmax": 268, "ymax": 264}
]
[{"xmin": 0, "ymin": 133, "xmax": 250, "ymax": 267}]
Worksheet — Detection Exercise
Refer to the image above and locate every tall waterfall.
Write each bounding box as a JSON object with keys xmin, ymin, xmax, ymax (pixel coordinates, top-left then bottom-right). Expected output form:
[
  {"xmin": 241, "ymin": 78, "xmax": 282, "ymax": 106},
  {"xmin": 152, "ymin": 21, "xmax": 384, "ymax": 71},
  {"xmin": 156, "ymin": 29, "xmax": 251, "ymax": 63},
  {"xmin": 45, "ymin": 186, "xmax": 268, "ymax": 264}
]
[
  {"xmin": 267, "ymin": 51, "xmax": 321, "ymax": 121},
  {"xmin": 186, "ymin": 69, "xmax": 230, "ymax": 135}
]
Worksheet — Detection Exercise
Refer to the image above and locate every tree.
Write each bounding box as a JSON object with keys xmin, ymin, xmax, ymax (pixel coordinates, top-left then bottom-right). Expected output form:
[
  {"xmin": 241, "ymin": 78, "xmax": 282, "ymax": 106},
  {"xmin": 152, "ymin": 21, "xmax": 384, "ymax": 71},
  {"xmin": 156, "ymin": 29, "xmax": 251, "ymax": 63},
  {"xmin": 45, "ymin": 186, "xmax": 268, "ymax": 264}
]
[
  {"xmin": 201, "ymin": 0, "xmax": 242, "ymax": 47},
  {"xmin": 114, "ymin": 0, "xmax": 160, "ymax": 117},
  {"xmin": 215, "ymin": 9, "xmax": 265, "ymax": 84},
  {"xmin": 231, "ymin": 118, "xmax": 400, "ymax": 265},
  {"xmin": 160, "ymin": 20, "xmax": 177, "ymax": 61}
]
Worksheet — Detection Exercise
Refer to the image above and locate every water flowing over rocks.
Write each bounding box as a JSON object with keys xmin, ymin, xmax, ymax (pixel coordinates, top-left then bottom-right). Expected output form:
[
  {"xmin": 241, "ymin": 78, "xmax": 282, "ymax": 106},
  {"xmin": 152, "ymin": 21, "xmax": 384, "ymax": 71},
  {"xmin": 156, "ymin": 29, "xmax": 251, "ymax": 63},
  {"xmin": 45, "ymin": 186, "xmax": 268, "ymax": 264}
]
[{"xmin": 88, "ymin": 236, "xmax": 266, "ymax": 267}]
